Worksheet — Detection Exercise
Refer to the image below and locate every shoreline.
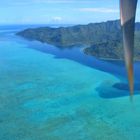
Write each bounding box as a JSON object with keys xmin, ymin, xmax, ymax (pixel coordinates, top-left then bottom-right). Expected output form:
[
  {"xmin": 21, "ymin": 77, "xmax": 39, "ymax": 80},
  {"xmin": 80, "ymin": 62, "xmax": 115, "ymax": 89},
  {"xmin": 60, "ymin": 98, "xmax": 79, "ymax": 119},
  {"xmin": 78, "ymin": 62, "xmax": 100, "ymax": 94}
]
[
  {"xmin": 81, "ymin": 48, "xmax": 140, "ymax": 62},
  {"xmin": 17, "ymin": 34, "xmax": 140, "ymax": 62}
]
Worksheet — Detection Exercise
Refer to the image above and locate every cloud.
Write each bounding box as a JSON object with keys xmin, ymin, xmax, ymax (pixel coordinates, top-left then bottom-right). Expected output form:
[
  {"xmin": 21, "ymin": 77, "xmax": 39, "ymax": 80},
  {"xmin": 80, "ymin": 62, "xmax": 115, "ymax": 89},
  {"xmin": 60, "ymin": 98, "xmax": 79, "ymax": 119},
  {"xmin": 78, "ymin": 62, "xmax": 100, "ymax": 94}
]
[
  {"xmin": 79, "ymin": 8, "xmax": 119, "ymax": 13},
  {"xmin": 33, "ymin": 0, "xmax": 96, "ymax": 4},
  {"xmin": 3, "ymin": 0, "xmax": 97, "ymax": 6},
  {"xmin": 52, "ymin": 16, "xmax": 62, "ymax": 22},
  {"xmin": 36, "ymin": 0, "xmax": 75, "ymax": 3}
]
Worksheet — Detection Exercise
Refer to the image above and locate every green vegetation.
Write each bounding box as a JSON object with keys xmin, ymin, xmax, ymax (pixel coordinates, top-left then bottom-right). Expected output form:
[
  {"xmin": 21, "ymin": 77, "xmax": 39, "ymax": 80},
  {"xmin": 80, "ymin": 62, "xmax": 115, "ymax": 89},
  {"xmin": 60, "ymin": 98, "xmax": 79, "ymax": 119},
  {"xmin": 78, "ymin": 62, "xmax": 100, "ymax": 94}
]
[{"xmin": 17, "ymin": 20, "xmax": 140, "ymax": 60}]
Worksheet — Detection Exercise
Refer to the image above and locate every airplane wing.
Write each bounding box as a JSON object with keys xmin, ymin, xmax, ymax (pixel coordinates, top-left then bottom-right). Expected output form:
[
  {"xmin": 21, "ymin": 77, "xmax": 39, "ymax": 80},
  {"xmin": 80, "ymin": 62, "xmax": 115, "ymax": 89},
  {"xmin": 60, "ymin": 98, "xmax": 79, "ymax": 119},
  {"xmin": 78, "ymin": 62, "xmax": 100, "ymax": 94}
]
[{"xmin": 120, "ymin": 0, "xmax": 138, "ymax": 96}]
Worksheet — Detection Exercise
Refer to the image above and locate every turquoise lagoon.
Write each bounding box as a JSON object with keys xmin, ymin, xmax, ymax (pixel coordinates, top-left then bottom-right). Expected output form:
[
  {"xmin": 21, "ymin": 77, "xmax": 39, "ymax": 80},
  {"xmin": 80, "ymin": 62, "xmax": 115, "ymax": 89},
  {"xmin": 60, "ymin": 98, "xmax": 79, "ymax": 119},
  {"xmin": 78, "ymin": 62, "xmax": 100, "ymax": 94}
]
[{"xmin": 0, "ymin": 25, "xmax": 140, "ymax": 140}]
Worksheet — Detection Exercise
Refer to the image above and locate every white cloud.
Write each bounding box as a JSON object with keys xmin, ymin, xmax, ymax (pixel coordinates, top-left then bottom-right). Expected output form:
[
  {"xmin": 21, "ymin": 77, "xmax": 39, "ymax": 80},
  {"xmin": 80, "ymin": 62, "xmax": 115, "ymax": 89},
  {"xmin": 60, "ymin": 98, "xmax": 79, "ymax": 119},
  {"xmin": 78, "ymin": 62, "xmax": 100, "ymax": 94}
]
[
  {"xmin": 33, "ymin": 0, "xmax": 96, "ymax": 4},
  {"xmin": 36, "ymin": 0, "xmax": 75, "ymax": 3},
  {"xmin": 79, "ymin": 8, "xmax": 119, "ymax": 13},
  {"xmin": 52, "ymin": 16, "xmax": 62, "ymax": 22},
  {"xmin": 4, "ymin": 0, "xmax": 97, "ymax": 6}
]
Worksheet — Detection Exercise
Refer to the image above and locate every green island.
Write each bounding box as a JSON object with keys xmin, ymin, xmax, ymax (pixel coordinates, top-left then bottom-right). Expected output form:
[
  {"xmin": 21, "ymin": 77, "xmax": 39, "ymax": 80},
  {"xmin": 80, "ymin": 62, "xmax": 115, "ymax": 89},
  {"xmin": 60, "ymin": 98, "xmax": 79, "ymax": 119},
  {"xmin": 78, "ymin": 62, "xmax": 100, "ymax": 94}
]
[{"xmin": 17, "ymin": 20, "xmax": 140, "ymax": 60}]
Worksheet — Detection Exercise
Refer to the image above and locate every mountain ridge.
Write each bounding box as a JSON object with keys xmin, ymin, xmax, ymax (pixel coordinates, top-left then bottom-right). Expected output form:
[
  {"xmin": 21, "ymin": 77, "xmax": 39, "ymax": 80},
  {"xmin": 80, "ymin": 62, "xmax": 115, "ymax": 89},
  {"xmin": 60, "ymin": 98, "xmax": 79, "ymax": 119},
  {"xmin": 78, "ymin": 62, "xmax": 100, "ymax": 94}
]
[{"xmin": 17, "ymin": 20, "xmax": 140, "ymax": 60}]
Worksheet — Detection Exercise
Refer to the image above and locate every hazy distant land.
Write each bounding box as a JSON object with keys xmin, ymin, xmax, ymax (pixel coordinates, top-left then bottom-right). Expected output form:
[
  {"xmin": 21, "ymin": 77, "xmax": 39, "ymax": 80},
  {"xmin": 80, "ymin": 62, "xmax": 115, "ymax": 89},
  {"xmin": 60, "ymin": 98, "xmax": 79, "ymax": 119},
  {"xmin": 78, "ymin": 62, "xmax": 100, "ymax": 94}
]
[{"xmin": 17, "ymin": 20, "xmax": 140, "ymax": 60}]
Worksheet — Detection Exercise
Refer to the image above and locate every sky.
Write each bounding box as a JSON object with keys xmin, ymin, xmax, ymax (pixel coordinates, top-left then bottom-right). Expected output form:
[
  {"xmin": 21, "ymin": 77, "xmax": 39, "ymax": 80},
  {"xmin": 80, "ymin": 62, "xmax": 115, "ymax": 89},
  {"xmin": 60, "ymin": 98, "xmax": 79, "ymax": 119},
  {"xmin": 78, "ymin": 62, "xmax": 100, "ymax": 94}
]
[{"xmin": 0, "ymin": 0, "xmax": 140, "ymax": 25}]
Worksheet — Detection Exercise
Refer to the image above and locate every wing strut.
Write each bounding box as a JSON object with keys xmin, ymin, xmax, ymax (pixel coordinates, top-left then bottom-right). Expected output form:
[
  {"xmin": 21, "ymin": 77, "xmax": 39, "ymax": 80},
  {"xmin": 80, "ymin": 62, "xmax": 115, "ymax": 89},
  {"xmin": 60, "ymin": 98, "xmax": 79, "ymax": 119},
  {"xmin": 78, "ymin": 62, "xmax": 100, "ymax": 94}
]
[{"xmin": 120, "ymin": 0, "xmax": 138, "ymax": 96}]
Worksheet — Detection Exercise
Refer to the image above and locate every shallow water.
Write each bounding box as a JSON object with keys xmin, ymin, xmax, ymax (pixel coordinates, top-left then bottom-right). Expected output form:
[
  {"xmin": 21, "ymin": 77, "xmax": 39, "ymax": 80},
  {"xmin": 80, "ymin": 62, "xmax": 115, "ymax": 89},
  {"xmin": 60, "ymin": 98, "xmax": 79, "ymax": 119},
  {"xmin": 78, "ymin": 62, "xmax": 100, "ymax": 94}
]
[{"xmin": 0, "ymin": 25, "xmax": 140, "ymax": 140}]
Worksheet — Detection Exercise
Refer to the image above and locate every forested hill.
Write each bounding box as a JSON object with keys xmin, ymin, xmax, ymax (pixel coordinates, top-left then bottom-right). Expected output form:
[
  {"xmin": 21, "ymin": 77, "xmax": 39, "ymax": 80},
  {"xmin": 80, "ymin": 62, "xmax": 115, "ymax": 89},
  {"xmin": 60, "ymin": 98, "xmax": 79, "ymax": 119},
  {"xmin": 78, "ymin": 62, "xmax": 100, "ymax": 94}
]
[{"xmin": 17, "ymin": 20, "xmax": 140, "ymax": 60}]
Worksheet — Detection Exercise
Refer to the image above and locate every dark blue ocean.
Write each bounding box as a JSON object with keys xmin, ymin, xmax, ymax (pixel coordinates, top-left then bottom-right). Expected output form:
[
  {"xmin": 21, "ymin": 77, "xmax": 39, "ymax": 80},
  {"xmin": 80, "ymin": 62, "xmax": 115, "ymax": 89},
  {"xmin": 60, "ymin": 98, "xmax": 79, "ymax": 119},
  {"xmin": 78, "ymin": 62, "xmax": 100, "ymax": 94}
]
[{"xmin": 0, "ymin": 25, "xmax": 140, "ymax": 140}]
